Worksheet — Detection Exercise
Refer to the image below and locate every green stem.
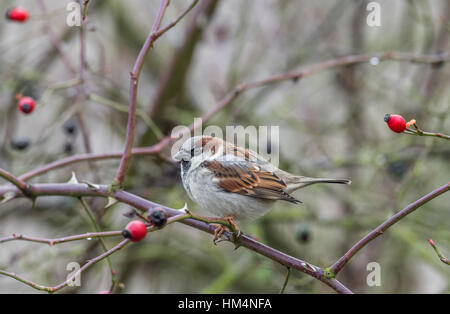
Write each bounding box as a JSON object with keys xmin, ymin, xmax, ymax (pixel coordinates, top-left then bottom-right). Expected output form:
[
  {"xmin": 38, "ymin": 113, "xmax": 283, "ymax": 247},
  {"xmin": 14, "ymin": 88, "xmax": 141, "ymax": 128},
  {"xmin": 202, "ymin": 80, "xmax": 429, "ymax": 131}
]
[
  {"xmin": 279, "ymin": 267, "xmax": 291, "ymax": 294},
  {"xmin": 79, "ymin": 198, "xmax": 117, "ymax": 291}
]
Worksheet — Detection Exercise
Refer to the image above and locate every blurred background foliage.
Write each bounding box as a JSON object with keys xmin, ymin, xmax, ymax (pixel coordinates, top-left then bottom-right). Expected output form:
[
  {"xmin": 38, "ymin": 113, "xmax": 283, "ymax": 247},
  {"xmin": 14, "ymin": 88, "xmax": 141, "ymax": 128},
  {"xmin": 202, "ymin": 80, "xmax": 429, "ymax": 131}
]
[{"xmin": 0, "ymin": 0, "xmax": 449, "ymax": 293}]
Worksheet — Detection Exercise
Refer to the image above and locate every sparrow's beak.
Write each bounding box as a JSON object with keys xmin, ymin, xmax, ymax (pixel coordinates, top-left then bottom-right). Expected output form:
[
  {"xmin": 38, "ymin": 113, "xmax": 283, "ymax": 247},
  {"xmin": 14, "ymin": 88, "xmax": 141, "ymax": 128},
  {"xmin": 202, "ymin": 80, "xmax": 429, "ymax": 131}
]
[{"xmin": 173, "ymin": 150, "xmax": 189, "ymax": 162}]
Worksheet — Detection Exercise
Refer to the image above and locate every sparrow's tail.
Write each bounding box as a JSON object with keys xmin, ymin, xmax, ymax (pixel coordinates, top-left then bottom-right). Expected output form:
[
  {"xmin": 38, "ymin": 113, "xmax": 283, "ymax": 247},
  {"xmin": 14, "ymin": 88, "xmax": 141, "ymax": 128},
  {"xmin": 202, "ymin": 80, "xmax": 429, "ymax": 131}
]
[{"xmin": 284, "ymin": 176, "xmax": 351, "ymax": 193}]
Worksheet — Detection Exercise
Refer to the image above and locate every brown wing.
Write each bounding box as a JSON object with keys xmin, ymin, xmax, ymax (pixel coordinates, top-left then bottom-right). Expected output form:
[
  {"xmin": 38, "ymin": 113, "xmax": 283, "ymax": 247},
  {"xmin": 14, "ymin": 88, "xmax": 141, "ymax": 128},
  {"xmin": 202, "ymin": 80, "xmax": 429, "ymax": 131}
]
[{"xmin": 201, "ymin": 160, "xmax": 300, "ymax": 203}]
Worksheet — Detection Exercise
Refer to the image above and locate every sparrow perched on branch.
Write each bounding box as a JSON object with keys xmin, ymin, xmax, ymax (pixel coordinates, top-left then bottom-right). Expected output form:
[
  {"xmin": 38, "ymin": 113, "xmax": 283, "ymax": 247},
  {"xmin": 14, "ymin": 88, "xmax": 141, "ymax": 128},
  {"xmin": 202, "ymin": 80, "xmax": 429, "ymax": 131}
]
[{"xmin": 173, "ymin": 136, "xmax": 350, "ymax": 242}]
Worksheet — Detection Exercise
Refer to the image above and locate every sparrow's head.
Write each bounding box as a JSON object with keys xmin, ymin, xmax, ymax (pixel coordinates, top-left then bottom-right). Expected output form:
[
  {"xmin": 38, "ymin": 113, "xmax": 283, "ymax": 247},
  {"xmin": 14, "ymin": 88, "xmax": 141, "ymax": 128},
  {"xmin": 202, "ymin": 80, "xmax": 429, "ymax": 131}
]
[{"xmin": 173, "ymin": 136, "xmax": 223, "ymax": 165}]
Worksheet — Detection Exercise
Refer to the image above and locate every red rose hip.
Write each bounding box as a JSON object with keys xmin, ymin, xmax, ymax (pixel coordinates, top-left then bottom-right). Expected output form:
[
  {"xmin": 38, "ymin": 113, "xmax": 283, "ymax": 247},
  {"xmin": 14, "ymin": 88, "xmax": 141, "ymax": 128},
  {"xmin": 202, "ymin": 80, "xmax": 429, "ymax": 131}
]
[
  {"xmin": 6, "ymin": 7, "xmax": 29, "ymax": 22},
  {"xmin": 18, "ymin": 96, "xmax": 35, "ymax": 114},
  {"xmin": 122, "ymin": 220, "xmax": 147, "ymax": 242},
  {"xmin": 384, "ymin": 114, "xmax": 406, "ymax": 133}
]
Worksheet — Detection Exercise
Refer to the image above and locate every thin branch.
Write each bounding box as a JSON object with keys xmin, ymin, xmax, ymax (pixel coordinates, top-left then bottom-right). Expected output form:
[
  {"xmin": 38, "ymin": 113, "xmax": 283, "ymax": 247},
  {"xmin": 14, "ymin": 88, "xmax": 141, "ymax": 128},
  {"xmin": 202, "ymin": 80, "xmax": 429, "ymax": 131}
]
[
  {"xmin": 153, "ymin": 0, "xmax": 200, "ymax": 39},
  {"xmin": 36, "ymin": 0, "xmax": 77, "ymax": 75},
  {"xmin": 0, "ymin": 239, "xmax": 130, "ymax": 293},
  {"xmin": 115, "ymin": 0, "xmax": 197, "ymax": 186},
  {"xmin": 428, "ymin": 238, "xmax": 450, "ymax": 266},
  {"xmin": 0, "ymin": 168, "xmax": 29, "ymax": 195},
  {"xmin": 0, "ymin": 230, "xmax": 122, "ymax": 245},
  {"xmin": 147, "ymin": 0, "xmax": 215, "ymax": 117},
  {"xmin": 330, "ymin": 182, "xmax": 450, "ymax": 275},
  {"xmin": 17, "ymin": 144, "xmax": 168, "ymax": 182},
  {"xmin": 404, "ymin": 123, "xmax": 450, "ymax": 140},
  {"xmin": 114, "ymin": 0, "xmax": 199, "ymax": 186}
]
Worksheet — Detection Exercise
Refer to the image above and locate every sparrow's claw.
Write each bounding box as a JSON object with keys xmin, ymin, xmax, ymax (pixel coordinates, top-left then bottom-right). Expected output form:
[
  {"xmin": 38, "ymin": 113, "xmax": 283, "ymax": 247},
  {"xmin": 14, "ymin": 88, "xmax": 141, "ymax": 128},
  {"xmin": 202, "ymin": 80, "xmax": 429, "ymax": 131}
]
[
  {"xmin": 224, "ymin": 216, "xmax": 241, "ymax": 243},
  {"xmin": 211, "ymin": 216, "xmax": 242, "ymax": 245},
  {"xmin": 212, "ymin": 224, "xmax": 228, "ymax": 245},
  {"xmin": 223, "ymin": 216, "xmax": 239, "ymax": 233}
]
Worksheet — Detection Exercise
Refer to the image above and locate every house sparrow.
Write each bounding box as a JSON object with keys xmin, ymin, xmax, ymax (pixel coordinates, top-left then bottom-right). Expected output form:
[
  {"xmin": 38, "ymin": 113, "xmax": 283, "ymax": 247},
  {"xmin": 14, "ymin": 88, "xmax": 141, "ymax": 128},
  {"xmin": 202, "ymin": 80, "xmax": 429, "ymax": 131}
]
[{"xmin": 173, "ymin": 136, "xmax": 350, "ymax": 240}]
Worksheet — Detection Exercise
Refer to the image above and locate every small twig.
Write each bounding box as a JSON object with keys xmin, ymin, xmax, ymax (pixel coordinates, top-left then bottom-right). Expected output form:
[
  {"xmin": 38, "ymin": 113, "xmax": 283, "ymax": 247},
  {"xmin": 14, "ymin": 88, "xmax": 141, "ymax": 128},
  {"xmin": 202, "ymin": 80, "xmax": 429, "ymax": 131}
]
[
  {"xmin": 428, "ymin": 238, "xmax": 450, "ymax": 266},
  {"xmin": 279, "ymin": 267, "xmax": 291, "ymax": 294},
  {"xmin": 153, "ymin": 0, "xmax": 200, "ymax": 39},
  {"xmin": 0, "ymin": 230, "xmax": 122, "ymax": 245},
  {"xmin": 403, "ymin": 123, "xmax": 450, "ymax": 140}
]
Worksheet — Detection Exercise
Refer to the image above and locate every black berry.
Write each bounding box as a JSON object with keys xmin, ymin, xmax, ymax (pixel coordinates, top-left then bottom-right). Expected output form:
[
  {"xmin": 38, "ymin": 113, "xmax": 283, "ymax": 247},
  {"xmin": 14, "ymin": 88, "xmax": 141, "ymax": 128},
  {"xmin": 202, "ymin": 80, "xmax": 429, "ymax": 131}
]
[
  {"xmin": 296, "ymin": 223, "xmax": 310, "ymax": 244},
  {"xmin": 122, "ymin": 229, "xmax": 131, "ymax": 239},
  {"xmin": 10, "ymin": 138, "xmax": 30, "ymax": 150},
  {"xmin": 64, "ymin": 142, "xmax": 73, "ymax": 154},
  {"xmin": 63, "ymin": 121, "xmax": 77, "ymax": 136},
  {"xmin": 149, "ymin": 210, "xmax": 166, "ymax": 227}
]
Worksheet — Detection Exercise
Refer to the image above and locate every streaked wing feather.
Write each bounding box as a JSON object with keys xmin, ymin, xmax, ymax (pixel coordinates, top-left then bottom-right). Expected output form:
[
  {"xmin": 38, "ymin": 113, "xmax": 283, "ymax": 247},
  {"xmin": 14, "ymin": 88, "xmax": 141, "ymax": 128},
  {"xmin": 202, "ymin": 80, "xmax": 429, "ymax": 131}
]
[{"xmin": 201, "ymin": 160, "xmax": 300, "ymax": 203}]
